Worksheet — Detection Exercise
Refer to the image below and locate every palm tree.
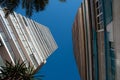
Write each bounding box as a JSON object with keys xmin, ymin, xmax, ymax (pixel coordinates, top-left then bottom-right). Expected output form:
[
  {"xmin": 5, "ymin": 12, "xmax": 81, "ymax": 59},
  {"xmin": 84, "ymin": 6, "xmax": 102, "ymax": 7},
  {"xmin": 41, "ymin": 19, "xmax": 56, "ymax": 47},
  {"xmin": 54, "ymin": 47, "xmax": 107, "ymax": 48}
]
[
  {"xmin": 0, "ymin": 0, "xmax": 48, "ymax": 17},
  {"xmin": 0, "ymin": 60, "xmax": 43, "ymax": 80},
  {"xmin": 0, "ymin": 0, "xmax": 65, "ymax": 17}
]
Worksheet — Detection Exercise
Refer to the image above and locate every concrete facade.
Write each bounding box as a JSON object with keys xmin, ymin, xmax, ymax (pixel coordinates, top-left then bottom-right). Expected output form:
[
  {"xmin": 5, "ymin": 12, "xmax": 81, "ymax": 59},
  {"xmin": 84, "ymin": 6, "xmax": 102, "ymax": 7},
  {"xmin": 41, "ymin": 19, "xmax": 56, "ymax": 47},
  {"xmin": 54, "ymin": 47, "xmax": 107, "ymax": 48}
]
[
  {"xmin": 72, "ymin": 1, "xmax": 93, "ymax": 79},
  {"xmin": 112, "ymin": 0, "xmax": 120, "ymax": 79},
  {"xmin": 72, "ymin": 6, "xmax": 87, "ymax": 80}
]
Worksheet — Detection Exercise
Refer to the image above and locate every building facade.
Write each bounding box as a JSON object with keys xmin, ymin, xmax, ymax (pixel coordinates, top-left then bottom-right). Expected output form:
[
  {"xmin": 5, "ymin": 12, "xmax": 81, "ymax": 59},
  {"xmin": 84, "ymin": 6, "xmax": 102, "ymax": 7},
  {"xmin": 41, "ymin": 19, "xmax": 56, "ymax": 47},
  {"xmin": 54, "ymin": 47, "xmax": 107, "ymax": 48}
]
[
  {"xmin": 73, "ymin": 0, "xmax": 119, "ymax": 80},
  {"xmin": 72, "ymin": 6, "xmax": 87, "ymax": 80},
  {"xmin": 0, "ymin": 8, "xmax": 58, "ymax": 72},
  {"xmin": 72, "ymin": 1, "xmax": 93, "ymax": 80}
]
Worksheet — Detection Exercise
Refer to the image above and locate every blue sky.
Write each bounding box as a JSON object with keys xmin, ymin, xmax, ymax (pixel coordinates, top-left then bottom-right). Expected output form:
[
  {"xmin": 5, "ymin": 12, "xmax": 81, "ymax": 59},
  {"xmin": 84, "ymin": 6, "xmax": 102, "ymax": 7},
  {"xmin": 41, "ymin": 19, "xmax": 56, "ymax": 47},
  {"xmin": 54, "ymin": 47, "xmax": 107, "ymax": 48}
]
[{"xmin": 16, "ymin": 0, "xmax": 82, "ymax": 80}]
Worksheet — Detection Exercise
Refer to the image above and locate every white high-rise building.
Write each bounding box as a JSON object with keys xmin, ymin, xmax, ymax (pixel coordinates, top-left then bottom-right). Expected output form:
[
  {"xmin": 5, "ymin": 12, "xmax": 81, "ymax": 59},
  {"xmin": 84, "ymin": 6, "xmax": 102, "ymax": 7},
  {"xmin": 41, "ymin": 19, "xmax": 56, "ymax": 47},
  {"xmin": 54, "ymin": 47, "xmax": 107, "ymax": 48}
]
[{"xmin": 0, "ymin": 8, "xmax": 58, "ymax": 72}]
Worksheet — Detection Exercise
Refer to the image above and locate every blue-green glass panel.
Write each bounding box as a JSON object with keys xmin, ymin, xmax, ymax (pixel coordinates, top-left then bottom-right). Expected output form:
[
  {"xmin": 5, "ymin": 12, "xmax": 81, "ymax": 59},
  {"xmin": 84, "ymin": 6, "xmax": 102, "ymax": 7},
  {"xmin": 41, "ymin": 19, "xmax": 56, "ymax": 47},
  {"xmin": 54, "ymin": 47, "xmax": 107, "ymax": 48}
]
[
  {"xmin": 92, "ymin": 29, "xmax": 99, "ymax": 80},
  {"xmin": 103, "ymin": 0, "xmax": 113, "ymax": 25}
]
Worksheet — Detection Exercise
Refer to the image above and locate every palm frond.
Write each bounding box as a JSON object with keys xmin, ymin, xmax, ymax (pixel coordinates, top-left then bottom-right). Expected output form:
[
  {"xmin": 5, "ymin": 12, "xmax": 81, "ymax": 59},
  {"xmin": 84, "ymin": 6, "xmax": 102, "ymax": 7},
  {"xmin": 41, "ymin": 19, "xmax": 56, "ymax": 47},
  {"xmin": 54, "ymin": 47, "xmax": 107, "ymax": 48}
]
[
  {"xmin": 0, "ymin": 60, "xmax": 41, "ymax": 80},
  {"xmin": 0, "ymin": 0, "xmax": 20, "ymax": 17}
]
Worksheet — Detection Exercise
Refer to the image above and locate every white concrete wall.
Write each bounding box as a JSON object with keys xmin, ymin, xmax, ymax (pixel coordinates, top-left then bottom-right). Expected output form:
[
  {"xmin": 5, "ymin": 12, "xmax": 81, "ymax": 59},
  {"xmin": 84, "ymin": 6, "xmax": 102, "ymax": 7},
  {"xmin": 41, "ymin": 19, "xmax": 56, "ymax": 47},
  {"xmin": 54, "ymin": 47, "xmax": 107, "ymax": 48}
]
[
  {"xmin": 107, "ymin": 22, "xmax": 113, "ymax": 42},
  {"xmin": 112, "ymin": 0, "xmax": 120, "ymax": 80}
]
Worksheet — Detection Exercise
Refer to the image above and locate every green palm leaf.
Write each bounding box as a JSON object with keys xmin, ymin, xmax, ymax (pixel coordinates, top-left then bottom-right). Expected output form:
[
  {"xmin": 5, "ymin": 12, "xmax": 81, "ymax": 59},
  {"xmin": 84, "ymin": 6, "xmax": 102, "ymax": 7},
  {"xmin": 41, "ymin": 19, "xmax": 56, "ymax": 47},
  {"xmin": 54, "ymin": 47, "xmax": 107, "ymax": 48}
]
[{"xmin": 0, "ymin": 60, "xmax": 43, "ymax": 80}]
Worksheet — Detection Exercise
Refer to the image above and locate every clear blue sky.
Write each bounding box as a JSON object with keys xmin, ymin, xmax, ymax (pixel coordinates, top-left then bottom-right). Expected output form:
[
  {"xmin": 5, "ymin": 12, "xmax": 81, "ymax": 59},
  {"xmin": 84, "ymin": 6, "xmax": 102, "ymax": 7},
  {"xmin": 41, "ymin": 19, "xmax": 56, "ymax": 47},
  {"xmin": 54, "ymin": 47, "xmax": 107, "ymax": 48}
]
[{"xmin": 16, "ymin": 0, "xmax": 82, "ymax": 80}]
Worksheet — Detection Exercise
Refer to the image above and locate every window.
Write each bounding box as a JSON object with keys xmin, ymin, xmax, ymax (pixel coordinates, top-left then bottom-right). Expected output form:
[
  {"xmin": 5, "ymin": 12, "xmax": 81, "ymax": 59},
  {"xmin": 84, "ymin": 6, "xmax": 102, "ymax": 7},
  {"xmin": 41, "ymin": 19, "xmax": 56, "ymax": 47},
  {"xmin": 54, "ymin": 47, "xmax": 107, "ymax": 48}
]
[
  {"xmin": 109, "ymin": 42, "xmax": 116, "ymax": 80},
  {"xmin": 22, "ymin": 17, "xmax": 28, "ymax": 26},
  {"xmin": 30, "ymin": 54, "xmax": 38, "ymax": 67},
  {"xmin": 0, "ymin": 39, "xmax": 3, "ymax": 47},
  {"xmin": 96, "ymin": 0, "xmax": 104, "ymax": 30},
  {"xmin": 0, "ymin": 55, "xmax": 5, "ymax": 66}
]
